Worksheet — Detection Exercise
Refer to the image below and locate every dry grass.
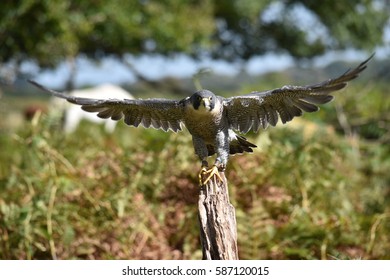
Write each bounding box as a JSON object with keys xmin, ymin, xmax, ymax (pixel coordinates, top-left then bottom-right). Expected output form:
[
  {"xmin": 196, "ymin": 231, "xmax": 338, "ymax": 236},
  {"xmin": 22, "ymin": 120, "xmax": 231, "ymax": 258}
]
[{"xmin": 1, "ymin": 81, "xmax": 389, "ymax": 260}]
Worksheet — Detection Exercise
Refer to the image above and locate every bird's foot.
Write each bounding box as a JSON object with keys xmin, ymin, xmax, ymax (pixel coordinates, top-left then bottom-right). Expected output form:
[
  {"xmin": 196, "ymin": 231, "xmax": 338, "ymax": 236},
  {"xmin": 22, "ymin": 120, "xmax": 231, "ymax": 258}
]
[{"xmin": 199, "ymin": 165, "xmax": 223, "ymax": 186}]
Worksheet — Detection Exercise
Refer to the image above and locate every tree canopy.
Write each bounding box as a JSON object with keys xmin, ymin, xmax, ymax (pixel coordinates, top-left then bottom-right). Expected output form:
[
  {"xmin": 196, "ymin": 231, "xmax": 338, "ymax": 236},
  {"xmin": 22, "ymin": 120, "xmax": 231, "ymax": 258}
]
[
  {"xmin": 212, "ymin": 0, "xmax": 388, "ymax": 60},
  {"xmin": 0, "ymin": 0, "xmax": 388, "ymax": 68}
]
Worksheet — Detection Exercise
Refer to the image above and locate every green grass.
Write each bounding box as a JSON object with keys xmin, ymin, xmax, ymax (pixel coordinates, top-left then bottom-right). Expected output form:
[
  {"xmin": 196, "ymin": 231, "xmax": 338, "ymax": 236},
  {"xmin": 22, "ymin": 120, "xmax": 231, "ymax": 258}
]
[{"xmin": 0, "ymin": 81, "xmax": 389, "ymax": 260}]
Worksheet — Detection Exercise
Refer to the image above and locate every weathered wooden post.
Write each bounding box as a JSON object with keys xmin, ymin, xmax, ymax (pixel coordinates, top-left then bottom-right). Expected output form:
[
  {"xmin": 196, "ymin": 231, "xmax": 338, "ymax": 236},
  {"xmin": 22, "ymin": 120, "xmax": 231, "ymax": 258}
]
[{"xmin": 197, "ymin": 172, "xmax": 239, "ymax": 260}]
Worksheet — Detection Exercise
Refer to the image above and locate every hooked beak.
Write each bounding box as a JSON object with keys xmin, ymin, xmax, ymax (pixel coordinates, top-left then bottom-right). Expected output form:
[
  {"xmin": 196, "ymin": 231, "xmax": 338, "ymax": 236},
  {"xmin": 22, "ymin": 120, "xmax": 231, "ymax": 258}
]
[{"xmin": 201, "ymin": 97, "xmax": 211, "ymax": 109}]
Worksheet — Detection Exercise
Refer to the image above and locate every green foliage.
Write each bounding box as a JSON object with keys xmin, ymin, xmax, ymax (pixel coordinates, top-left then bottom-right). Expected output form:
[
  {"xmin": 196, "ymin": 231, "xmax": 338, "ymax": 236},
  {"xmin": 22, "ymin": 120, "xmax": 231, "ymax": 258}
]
[
  {"xmin": 1, "ymin": 76, "xmax": 389, "ymax": 259},
  {"xmin": 286, "ymin": 0, "xmax": 388, "ymax": 50},
  {"xmin": 232, "ymin": 126, "xmax": 390, "ymax": 259},
  {"xmin": 0, "ymin": 0, "xmax": 214, "ymax": 67},
  {"xmin": 0, "ymin": 0, "xmax": 387, "ymax": 66},
  {"xmin": 212, "ymin": 0, "xmax": 387, "ymax": 60}
]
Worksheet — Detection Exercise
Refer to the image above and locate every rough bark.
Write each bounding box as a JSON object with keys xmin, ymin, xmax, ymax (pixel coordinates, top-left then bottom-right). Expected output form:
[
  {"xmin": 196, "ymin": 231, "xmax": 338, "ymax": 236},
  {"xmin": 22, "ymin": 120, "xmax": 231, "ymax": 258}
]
[{"xmin": 198, "ymin": 172, "xmax": 239, "ymax": 260}]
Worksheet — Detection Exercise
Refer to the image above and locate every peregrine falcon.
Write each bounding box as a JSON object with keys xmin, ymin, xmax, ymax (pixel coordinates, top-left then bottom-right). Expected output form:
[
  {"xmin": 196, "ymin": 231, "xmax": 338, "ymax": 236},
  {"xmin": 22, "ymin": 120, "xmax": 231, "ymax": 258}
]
[{"xmin": 29, "ymin": 55, "xmax": 372, "ymax": 185}]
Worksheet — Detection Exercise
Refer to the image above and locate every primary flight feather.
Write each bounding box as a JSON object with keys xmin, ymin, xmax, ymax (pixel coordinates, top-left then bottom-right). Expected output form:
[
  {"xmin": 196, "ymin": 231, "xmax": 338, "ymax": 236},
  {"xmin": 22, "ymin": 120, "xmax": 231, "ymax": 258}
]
[{"xmin": 29, "ymin": 55, "xmax": 372, "ymax": 185}]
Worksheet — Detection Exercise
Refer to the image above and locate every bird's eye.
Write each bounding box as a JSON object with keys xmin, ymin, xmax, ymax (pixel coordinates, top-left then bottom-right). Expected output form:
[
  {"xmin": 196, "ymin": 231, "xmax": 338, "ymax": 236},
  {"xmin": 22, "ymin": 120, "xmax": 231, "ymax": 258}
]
[
  {"xmin": 197, "ymin": 96, "xmax": 202, "ymax": 101},
  {"xmin": 209, "ymin": 96, "xmax": 213, "ymax": 101}
]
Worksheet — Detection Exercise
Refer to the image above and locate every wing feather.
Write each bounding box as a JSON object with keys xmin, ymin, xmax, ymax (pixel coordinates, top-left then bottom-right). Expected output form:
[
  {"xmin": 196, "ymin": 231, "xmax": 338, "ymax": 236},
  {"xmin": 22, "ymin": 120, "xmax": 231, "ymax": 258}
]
[
  {"xmin": 141, "ymin": 112, "xmax": 152, "ymax": 128},
  {"xmin": 28, "ymin": 80, "xmax": 185, "ymax": 132},
  {"xmin": 223, "ymin": 55, "xmax": 373, "ymax": 133},
  {"xmin": 291, "ymin": 99, "xmax": 319, "ymax": 112}
]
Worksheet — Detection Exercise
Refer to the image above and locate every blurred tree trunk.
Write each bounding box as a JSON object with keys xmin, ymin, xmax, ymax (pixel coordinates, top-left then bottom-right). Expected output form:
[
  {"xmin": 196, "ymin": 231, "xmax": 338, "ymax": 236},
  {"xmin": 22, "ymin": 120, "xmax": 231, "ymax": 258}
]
[
  {"xmin": 198, "ymin": 172, "xmax": 239, "ymax": 260},
  {"xmin": 65, "ymin": 56, "xmax": 76, "ymax": 92}
]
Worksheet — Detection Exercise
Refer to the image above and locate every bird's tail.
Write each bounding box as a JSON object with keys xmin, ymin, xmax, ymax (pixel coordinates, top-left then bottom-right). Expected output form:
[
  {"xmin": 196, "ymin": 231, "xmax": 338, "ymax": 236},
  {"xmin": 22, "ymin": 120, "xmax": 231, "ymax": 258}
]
[{"xmin": 229, "ymin": 135, "xmax": 257, "ymax": 155}]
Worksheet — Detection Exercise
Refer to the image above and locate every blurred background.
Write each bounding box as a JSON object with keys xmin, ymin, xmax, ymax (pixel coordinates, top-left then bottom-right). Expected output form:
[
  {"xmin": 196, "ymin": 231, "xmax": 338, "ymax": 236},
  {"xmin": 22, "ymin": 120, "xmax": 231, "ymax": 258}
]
[{"xmin": 0, "ymin": 0, "xmax": 389, "ymax": 259}]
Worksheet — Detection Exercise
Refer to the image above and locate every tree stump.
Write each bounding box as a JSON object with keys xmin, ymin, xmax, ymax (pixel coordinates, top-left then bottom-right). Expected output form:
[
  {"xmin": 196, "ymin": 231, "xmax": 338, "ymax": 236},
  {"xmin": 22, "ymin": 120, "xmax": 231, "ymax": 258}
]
[{"xmin": 197, "ymin": 172, "xmax": 239, "ymax": 260}]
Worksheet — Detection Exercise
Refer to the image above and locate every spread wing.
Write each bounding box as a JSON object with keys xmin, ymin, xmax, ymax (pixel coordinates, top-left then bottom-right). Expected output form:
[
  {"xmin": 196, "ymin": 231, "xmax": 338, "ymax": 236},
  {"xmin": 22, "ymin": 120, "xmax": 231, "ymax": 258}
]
[
  {"xmin": 28, "ymin": 80, "xmax": 185, "ymax": 132},
  {"xmin": 223, "ymin": 54, "xmax": 373, "ymax": 134}
]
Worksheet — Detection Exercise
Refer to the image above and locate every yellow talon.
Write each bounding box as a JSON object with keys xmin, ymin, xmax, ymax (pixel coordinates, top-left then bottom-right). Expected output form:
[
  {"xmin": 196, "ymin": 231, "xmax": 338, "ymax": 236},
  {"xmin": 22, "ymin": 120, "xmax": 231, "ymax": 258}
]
[{"xmin": 199, "ymin": 165, "xmax": 223, "ymax": 186}]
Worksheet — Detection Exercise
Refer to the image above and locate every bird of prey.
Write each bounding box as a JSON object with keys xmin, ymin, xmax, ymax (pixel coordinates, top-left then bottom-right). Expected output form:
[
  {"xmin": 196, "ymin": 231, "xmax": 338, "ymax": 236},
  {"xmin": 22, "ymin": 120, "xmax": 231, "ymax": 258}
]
[{"xmin": 29, "ymin": 55, "xmax": 372, "ymax": 186}]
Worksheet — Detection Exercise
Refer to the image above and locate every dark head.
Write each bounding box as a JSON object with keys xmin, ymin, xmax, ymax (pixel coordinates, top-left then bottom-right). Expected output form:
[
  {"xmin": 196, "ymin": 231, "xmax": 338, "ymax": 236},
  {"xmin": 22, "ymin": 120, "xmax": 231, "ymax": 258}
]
[{"xmin": 190, "ymin": 90, "xmax": 217, "ymax": 111}]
